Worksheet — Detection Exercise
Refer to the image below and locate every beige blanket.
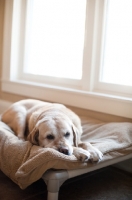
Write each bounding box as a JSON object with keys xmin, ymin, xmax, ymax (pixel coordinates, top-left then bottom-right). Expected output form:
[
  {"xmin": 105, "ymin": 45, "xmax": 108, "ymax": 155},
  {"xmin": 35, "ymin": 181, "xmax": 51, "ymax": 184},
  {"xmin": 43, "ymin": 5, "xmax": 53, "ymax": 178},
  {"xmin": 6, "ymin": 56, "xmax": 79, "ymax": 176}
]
[{"xmin": 0, "ymin": 117, "xmax": 132, "ymax": 189}]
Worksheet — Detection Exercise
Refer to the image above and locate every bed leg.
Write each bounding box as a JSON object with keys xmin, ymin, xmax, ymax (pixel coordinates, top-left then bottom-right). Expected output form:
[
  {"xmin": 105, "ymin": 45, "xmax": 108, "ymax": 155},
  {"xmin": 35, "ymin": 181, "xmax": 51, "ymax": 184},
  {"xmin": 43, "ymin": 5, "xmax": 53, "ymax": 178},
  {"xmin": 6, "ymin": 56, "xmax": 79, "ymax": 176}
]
[
  {"xmin": 42, "ymin": 169, "xmax": 69, "ymax": 200},
  {"xmin": 47, "ymin": 192, "xmax": 58, "ymax": 200}
]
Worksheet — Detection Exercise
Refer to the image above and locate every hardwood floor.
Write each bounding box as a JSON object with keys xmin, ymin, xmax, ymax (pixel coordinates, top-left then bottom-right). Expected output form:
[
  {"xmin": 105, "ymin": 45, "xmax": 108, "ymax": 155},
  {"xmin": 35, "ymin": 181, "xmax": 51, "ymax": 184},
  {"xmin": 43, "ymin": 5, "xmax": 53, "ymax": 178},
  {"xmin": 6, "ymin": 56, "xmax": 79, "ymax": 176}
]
[{"xmin": 0, "ymin": 166, "xmax": 132, "ymax": 200}]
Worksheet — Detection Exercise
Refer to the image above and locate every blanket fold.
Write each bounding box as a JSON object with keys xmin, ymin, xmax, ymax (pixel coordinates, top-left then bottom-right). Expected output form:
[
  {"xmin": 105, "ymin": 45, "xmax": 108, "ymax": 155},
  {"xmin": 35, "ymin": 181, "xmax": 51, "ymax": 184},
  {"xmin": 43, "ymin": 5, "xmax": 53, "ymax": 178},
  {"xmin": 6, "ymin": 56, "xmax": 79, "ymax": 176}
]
[{"xmin": 0, "ymin": 117, "xmax": 132, "ymax": 189}]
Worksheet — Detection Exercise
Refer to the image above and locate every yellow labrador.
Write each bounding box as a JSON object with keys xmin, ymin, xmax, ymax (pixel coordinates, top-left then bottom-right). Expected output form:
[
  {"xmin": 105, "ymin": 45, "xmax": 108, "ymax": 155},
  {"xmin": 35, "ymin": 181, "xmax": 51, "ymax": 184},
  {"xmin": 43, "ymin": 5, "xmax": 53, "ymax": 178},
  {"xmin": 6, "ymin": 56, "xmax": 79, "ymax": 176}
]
[{"xmin": 1, "ymin": 99, "xmax": 103, "ymax": 162}]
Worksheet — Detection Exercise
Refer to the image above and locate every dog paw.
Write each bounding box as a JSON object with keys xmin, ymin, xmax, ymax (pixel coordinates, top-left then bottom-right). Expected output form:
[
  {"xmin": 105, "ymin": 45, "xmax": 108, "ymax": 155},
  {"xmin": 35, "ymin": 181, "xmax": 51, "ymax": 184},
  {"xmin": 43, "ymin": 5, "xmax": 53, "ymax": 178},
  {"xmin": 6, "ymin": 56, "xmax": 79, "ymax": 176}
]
[
  {"xmin": 89, "ymin": 147, "xmax": 103, "ymax": 162},
  {"xmin": 73, "ymin": 148, "xmax": 90, "ymax": 162}
]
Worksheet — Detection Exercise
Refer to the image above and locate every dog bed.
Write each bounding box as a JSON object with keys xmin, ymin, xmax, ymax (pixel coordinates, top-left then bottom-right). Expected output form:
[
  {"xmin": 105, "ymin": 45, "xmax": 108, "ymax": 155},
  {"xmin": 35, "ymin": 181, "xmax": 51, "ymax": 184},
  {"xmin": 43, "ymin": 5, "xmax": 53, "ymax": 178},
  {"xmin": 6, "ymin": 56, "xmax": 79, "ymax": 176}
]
[{"xmin": 0, "ymin": 116, "xmax": 132, "ymax": 200}]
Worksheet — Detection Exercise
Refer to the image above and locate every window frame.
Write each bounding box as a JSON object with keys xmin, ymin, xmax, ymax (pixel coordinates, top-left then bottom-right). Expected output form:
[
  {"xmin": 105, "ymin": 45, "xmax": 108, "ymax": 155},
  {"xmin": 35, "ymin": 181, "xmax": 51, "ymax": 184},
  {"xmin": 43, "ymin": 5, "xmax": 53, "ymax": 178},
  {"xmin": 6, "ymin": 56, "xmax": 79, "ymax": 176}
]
[{"xmin": 1, "ymin": 0, "xmax": 132, "ymax": 119}]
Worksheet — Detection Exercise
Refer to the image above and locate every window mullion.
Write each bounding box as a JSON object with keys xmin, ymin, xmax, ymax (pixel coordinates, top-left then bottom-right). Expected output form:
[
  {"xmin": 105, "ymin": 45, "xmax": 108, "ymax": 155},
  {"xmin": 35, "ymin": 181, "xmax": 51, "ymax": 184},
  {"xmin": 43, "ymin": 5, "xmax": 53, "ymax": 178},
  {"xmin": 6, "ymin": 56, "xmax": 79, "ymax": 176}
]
[
  {"xmin": 92, "ymin": 0, "xmax": 107, "ymax": 92},
  {"xmin": 82, "ymin": 0, "xmax": 96, "ymax": 91}
]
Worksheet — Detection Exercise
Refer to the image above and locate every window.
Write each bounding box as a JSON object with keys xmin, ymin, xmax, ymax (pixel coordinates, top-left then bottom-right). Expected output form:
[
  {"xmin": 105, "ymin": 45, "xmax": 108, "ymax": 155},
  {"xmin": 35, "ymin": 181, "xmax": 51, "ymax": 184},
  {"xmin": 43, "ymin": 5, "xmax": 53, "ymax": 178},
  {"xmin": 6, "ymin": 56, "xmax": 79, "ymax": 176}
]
[
  {"xmin": 2, "ymin": 0, "xmax": 132, "ymax": 118},
  {"xmin": 92, "ymin": 0, "xmax": 132, "ymax": 97},
  {"xmin": 24, "ymin": 0, "xmax": 86, "ymax": 80},
  {"xmin": 101, "ymin": 0, "xmax": 132, "ymax": 87}
]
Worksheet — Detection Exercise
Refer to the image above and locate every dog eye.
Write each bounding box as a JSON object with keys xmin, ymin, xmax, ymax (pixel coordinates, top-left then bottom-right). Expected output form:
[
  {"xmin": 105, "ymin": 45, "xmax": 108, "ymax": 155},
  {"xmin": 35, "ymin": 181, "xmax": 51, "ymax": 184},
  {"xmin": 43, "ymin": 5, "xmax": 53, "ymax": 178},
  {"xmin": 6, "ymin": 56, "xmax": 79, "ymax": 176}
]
[
  {"xmin": 65, "ymin": 132, "xmax": 70, "ymax": 137},
  {"xmin": 47, "ymin": 134, "xmax": 54, "ymax": 140}
]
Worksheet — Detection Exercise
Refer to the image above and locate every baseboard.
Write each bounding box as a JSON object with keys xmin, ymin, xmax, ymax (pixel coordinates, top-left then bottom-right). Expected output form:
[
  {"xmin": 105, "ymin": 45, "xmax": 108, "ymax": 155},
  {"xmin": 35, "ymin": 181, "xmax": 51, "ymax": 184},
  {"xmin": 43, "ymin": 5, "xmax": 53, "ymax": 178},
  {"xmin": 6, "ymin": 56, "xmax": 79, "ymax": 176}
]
[{"xmin": 0, "ymin": 100, "xmax": 12, "ymax": 113}]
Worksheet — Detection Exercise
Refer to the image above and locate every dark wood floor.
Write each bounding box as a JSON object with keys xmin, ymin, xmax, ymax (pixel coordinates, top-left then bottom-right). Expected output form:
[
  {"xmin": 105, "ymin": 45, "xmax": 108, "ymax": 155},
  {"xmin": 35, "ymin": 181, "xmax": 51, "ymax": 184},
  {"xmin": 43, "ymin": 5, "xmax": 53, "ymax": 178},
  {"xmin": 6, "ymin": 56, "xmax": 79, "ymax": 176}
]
[{"xmin": 0, "ymin": 166, "xmax": 132, "ymax": 200}]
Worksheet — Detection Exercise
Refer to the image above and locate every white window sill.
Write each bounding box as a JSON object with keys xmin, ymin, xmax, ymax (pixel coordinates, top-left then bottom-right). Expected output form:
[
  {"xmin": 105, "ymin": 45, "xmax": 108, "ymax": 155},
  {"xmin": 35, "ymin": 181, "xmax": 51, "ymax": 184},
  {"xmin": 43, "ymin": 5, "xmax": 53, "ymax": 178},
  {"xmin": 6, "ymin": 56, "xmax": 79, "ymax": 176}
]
[{"xmin": 1, "ymin": 79, "xmax": 132, "ymax": 119}]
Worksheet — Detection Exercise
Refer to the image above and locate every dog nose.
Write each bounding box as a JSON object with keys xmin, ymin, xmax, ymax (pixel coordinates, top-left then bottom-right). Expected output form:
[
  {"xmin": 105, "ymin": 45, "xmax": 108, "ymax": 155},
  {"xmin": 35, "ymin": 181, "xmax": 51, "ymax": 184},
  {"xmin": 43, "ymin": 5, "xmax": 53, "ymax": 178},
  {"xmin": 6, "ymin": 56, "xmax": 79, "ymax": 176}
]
[{"xmin": 59, "ymin": 147, "xmax": 69, "ymax": 155}]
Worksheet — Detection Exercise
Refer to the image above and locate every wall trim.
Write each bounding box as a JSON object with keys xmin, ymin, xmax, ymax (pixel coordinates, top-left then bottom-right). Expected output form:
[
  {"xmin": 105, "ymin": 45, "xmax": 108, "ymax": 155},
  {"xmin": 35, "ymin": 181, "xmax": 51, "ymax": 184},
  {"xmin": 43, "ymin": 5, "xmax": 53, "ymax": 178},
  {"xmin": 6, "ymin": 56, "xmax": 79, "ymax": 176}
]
[
  {"xmin": 1, "ymin": 80, "xmax": 132, "ymax": 119},
  {"xmin": 0, "ymin": 100, "xmax": 12, "ymax": 113}
]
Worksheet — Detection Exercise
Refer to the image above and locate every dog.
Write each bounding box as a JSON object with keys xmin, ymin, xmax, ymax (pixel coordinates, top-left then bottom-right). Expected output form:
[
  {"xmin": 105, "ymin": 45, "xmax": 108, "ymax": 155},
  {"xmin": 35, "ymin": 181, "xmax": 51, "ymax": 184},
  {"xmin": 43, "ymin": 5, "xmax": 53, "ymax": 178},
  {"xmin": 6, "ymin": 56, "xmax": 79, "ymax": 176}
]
[{"xmin": 1, "ymin": 99, "xmax": 103, "ymax": 162}]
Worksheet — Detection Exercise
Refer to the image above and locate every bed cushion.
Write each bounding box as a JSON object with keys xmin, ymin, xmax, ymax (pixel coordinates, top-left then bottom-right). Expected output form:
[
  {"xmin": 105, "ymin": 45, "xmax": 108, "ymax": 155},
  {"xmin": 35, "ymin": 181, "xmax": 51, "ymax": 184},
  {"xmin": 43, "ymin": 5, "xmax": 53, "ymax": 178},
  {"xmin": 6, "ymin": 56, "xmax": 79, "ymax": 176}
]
[{"xmin": 0, "ymin": 117, "xmax": 132, "ymax": 189}]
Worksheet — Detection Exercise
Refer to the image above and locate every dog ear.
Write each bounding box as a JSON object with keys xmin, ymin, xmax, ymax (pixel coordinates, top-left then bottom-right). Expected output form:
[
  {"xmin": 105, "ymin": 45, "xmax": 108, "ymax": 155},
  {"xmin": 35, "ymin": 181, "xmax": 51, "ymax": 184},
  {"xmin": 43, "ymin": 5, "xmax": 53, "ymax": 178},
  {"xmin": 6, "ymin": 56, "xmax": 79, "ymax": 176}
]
[
  {"xmin": 72, "ymin": 125, "xmax": 79, "ymax": 147},
  {"xmin": 27, "ymin": 126, "xmax": 39, "ymax": 145}
]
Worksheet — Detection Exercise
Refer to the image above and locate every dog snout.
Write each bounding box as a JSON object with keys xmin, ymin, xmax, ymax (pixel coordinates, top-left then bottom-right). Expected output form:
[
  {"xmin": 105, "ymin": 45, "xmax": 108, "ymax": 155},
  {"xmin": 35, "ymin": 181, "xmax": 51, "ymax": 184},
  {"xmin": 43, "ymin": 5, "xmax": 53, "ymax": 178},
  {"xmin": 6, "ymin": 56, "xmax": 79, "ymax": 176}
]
[{"xmin": 59, "ymin": 147, "xmax": 69, "ymax": 155}]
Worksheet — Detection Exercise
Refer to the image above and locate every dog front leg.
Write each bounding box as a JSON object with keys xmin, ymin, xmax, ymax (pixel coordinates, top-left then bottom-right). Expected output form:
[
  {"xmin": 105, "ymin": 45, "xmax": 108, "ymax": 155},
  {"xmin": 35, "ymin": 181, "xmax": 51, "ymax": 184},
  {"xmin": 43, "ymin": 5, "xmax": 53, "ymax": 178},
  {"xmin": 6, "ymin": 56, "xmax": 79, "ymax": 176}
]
[
  {"xmin": 78, "ymin": 142, "xmax": 103, "ymax": 162},
  {"xmin": 73, "ymin": 146, "xmax": 91, "ymax": 162}
]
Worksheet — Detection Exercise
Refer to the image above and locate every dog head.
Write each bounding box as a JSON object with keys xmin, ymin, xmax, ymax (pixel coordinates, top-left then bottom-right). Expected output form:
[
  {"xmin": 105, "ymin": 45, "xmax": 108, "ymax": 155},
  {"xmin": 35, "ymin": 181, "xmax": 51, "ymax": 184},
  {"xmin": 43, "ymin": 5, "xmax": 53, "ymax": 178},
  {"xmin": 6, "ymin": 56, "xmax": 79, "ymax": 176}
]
[{"xmin": 27, "ymin": 110, "xmax": 80, "ymax": 155}]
